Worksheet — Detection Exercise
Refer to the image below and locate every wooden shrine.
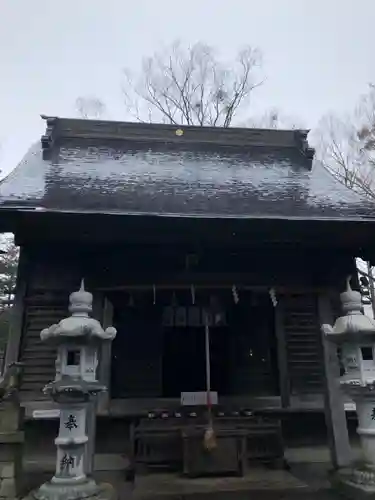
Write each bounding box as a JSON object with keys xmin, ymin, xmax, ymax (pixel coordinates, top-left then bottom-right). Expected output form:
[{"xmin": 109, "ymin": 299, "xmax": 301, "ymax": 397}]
[{"xmin": 1, "ymin": 117, "xmax": 375, "ymax": 474}]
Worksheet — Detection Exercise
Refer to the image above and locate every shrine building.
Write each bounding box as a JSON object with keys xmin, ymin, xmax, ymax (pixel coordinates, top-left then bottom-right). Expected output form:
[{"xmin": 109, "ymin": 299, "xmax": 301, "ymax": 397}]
[{"xmin": 1, "ymin": 116, "xmax": 375, "ymax": 467}]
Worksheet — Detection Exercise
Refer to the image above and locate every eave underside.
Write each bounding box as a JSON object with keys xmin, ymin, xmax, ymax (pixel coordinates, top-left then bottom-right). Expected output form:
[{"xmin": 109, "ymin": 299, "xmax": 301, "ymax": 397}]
[{"xmin": 2, "ymin": 211, "xmax": 375, "ymax": 263}]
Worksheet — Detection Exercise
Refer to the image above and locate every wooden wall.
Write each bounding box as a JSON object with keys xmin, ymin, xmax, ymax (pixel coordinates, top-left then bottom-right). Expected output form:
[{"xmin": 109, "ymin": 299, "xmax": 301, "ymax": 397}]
[{"xmin": 279, "ymin": 293, "xmax": 324, "ymax": 398}]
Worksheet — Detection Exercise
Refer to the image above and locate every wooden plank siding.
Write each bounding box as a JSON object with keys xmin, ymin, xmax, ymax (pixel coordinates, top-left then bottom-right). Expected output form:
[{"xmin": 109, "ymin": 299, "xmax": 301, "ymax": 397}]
[
  {"xmin": 19, "ymin": 291, "xmax": 68, "ymax": 400},
  {"xmin": 281, "ymin": 293, "xmax": 324, "ymax": 396},
  {"xmin": 18, "ymin": 247, "xmax": 82, "ymax": 400}
]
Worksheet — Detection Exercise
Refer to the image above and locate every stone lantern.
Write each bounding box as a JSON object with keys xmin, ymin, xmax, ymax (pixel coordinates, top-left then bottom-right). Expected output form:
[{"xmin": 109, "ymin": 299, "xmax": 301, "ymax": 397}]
[
  {"xmin": 323, "ymin": 277, "xmax": 375, "ymax": 493},
  {"xmin": 27, "ymin": 281, "xmax": 116, "ymax": 500}
]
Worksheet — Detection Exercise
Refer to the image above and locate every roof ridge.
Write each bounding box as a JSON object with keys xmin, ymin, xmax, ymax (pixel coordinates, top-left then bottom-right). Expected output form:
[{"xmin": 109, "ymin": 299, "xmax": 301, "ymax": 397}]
[{"xmin": 40, "ymin": 115, "xmax": 314, "ymax": 159}]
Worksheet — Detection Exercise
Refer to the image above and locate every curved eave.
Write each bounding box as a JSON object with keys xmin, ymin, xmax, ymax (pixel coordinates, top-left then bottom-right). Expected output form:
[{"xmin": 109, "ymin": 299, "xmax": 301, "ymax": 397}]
[{"xmin": 1, "ymin": 204, "xmax": 375, "ymax": 222}]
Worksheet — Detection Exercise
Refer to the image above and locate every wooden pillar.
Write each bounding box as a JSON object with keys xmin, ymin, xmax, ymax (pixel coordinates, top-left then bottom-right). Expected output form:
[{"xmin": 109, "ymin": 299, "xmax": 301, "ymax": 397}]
[
  {"xmin": 318, "ymin": 293, "xmax": 352, "ymax": 469},
  {"xmin": 274, "ymin": 299, "xmax": 290, "ymax": 407},
  {"xmin": 97, "ymin": 297, "xmax": 114, "ymax": 414},
  {"xmin": 4, "ymin": 247, "xmax": 28, "ymax": 372},
  {"xmin": 84, "ymin": 293, "xmax": 115, "ymax": 475},
  {"xmin": 84, "ymin": 293, "xmax": 114, "ymax": 477}
]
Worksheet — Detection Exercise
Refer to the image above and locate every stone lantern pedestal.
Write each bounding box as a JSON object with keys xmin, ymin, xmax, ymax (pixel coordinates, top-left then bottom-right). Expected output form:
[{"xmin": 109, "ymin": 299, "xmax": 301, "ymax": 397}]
[
  {"xmin": 32, "ymin": 379, "xmax": 106, "ymax": 500},
  {"xmin": 25, "ymin": 281, "xmax": 117, "ymax": 500},
  {"xmin": 323, "ymin": 279, "xmax": 375, "ymax": 496},
  {"xmin": 333, "ymin": 384, "xmax": 375, "ymax": 496}
]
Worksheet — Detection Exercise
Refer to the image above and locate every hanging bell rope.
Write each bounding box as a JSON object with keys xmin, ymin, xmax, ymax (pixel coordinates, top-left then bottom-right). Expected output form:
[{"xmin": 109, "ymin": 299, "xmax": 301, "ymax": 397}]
[
  {"xmin": 153, "ymin": 284, "xmax": 156, "ymax": 305},
  {"xmin": 232, "ymin": 285, "xmax": 239, "ymax": 304},
  {"xmin": 203, "ymin": 309, "xmax": 217, "ymax": 451}
]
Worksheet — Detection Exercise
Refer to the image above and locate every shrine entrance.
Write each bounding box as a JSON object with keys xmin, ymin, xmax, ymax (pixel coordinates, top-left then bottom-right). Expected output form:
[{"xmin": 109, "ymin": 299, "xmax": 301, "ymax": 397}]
[
  {"xmin": 110, "ymin": 288, "xmax": 279, "ymax": 402},
  {"xmin": 162, "ymin": 324, "xmax": 230, "ymax": 397},
  {"xmin": 161, "ymin": 289, "xmax": 278, "ymax": 399}
]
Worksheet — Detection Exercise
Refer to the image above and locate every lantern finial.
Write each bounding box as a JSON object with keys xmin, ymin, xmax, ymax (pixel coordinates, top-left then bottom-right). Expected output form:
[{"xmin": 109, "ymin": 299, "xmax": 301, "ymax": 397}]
[
  {"xmin": 341, "ymin": 276, "xmax": 362, "ymax": 316},
  {"xmin": 68, "ymin": 278, "xmax": 93, "ymax": 316}
]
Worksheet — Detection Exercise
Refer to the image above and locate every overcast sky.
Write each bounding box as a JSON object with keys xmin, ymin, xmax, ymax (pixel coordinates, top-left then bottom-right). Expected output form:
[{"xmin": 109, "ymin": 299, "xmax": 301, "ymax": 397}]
[{"xmin": 0, "ymin": 0, "xmax": 374, "ymax": 175}]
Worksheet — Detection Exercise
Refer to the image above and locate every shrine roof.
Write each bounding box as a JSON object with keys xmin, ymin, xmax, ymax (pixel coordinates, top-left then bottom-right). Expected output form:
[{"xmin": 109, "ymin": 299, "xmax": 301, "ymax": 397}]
[{"xmin": 0, "ymin": 116, "xmax": 374, "ymax": 221}]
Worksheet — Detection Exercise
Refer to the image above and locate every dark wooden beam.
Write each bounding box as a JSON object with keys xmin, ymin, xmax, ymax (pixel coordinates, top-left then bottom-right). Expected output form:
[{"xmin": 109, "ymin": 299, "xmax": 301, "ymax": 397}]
[
  {"xmin": 12, "ymin": 212, "xmax": 375, "ymax": 256},
  {"xmin": 274, "ymin": 301, "xmax": 290, "ymax": 407}
]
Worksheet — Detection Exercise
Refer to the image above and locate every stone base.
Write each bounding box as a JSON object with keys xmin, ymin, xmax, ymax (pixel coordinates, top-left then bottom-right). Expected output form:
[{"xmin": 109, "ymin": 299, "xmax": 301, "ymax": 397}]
[
  {"xmin": 0, "ymin": 439, "xmax": 24, "ymax": 499},
  {"xmin": 0, "ymin": 477, "xmax": 18, "ymax": 499},
  {"xmin": 0, "ymin": 461, "xmax": 21, "ymax": 499},
  {"xmin": 332, "ymin": 466, "xmax": 375, "ymax": 499},
  {"xmin": 24, "ymin": 479, "xmax": 117, "ymax": 500}
]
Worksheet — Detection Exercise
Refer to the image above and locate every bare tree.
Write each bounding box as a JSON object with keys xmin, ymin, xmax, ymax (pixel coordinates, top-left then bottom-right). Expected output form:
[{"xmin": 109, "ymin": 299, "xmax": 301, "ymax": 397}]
[
  {"xmin": 122, "ymin": 41, "xmax": 263, "ymax": 127},
  {"xmin": 357, "ymin": 83, "xmax": 375, "ymax": 168},
  {"xmin": 311, "ymin": 114, "xmax": 373, "ymax": 196},
  {"xmin": 0, "ymin": 235, "xmax": 18, "ymax": 308},
  {"xmin": 312, "ymin": 85, "xmax": 375, "ymax": 200},
  {"xmin": 75, "ymin": 96, "xmax": 106, "ymax": 120}
]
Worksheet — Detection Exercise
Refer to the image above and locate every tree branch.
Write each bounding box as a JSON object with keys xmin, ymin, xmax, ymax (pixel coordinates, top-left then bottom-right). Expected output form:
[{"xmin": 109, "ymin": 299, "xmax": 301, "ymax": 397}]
[{"xmin": 121, "ymin": 41, "xmax": 263, "ymax": 127}]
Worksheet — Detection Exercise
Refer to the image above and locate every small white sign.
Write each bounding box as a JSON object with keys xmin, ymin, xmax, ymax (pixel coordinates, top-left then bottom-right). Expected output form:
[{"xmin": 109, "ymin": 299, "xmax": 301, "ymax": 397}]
[
  {"xmin": 32, "ymin": 409, "xmax": 60, "ymax": 419},
  {"xmin": 181, "ymin": 391, "xmax": 218, "ymax": 406},
  {"xmin": 344, "ymin": 402, "xmax": 356, "ymax": 411}
]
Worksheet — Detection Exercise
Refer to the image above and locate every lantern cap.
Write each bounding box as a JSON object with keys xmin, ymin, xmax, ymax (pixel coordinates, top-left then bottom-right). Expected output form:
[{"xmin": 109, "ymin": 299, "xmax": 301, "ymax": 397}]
[
  {"xmin": 323, "ymin": 276, "xmax": 375, "ymax": 343},
  {"xmin": 40, "ymin": 281, "xmax": 117, "ymax": 343}
]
